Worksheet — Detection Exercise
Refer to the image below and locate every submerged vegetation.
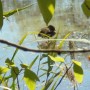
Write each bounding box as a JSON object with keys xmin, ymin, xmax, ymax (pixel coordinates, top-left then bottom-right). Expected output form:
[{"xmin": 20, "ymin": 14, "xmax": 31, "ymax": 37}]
[{"xmin": 0, "ymin": 0, "xmax": 90, "ymax": 90}]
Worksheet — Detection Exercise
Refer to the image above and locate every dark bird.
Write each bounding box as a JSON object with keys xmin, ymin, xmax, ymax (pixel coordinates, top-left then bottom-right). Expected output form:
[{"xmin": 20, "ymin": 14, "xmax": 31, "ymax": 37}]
[{"xmin": 38, "ymin": 25, "xmax": 56, "ymax": 38}]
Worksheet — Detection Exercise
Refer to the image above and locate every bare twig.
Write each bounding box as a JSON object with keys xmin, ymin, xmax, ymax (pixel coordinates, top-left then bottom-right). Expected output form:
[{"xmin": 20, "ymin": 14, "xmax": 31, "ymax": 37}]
[
  {"xmin": 54, "ymin": 63, "xmax": 73, "ymax": 90},
  {"xmin": 0, "ymin": 39, "xmax": 90, "ymax": 53}
]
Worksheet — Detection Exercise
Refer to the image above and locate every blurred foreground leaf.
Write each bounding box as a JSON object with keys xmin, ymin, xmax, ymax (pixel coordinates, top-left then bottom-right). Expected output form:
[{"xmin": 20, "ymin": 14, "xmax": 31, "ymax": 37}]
[
  {"xmin": 82, "ymin": 0, "xmax": 90, "ymax": 17},
  {"xmin": 37, "ymin": 0, "xmax": 55, "ymax": 25}
]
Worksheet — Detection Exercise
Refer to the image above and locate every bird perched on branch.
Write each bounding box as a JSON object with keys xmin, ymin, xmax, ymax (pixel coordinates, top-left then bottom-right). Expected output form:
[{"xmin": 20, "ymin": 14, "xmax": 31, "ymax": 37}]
[{"xmin": 38, "ymin": 25, "xmax": 56, "ymax": 38}]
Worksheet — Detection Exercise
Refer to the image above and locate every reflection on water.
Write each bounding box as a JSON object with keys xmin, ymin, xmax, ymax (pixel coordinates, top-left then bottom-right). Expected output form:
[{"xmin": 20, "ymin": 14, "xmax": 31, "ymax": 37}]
[{"xmin": 0, "ymin": 0, "xmax": 90, "ymax": 90}]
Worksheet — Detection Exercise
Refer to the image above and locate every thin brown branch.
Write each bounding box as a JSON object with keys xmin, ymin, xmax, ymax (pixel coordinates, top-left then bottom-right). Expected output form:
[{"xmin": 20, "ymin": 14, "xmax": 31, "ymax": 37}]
[{"xmin": 0, "ymin": 39, "xmax": 90, "ymax": 53}]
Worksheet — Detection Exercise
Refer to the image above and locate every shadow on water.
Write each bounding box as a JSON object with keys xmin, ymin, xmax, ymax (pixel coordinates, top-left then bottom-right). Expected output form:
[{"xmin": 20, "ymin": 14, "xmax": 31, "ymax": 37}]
[{"xmin": 0, "ymin": 0, "xmax": 90, "ymax": 90}]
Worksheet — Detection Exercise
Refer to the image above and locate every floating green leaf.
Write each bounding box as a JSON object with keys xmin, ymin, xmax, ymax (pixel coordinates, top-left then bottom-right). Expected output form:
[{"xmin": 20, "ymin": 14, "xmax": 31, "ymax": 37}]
[
  {"xmin": 0, "ymin": 0, "xmax": 3, "ymax": 29},
  {"xmin": 48, "ymin": 55, "xmax": 64, "ymax": 62},
  {"xmin": 82, "ymin": 0, "xmax": 90, "ymax": 17},
  {"xmin": 0, "ymin": 66, "xmax": 9, "ymax": 74},
  {"xmin": 72, "ymin": 60, "xmax": 83, "ymax": 83},
  {"xmin": 37, "ymin": 0, "xmax": 55, "ymax": 25},
  {"xmin": 23, "ymin": 69, "xmax": 39, "ymax": 90}
]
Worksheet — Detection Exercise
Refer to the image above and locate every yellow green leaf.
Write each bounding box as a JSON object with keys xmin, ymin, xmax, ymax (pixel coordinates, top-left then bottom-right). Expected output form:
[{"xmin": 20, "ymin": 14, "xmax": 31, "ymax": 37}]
[
  {"xmin": 72, "ymin": 60, "xmax": 81, "ymax": 66},
  {"xmin": 72, "ymin": 60, "xmax": 83, "ymax": 83},
  {"xmin": 37, "ymin": 0, "xmax": 55, "ymax": 25},
  {"xmin": 23, "ymin": 69, "xmax": 39, "ymax": 90},
  {"xmin": 48, "ymin": 55, "xmax": 64, "ymax": 62},
  {"xmin": 0, "ymin": 66, "xmax": 9, "ymax": 74}
]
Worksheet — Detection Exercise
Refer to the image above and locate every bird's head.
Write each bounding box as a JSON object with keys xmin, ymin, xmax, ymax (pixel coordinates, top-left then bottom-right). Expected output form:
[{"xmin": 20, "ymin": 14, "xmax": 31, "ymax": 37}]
[{"xmin": 48, "ymin": 25, "xmax": 55, "ymax": 32}]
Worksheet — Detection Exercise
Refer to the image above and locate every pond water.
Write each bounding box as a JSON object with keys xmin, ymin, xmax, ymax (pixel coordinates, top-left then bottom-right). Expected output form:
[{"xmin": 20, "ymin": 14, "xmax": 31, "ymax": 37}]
[{"xmin": 0, "ymin": 0, "xmax": 90, "ymax": 90}]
